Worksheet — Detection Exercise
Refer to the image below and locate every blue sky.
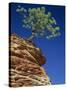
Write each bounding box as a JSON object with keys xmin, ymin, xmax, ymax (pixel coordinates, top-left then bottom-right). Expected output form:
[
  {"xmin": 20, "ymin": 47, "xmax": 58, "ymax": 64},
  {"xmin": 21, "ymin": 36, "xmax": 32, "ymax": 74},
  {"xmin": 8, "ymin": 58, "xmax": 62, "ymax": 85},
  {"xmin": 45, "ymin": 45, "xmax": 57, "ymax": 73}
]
[{"xmin": 10, "ymin": 3, "xmax": 65, "ymax": 84}]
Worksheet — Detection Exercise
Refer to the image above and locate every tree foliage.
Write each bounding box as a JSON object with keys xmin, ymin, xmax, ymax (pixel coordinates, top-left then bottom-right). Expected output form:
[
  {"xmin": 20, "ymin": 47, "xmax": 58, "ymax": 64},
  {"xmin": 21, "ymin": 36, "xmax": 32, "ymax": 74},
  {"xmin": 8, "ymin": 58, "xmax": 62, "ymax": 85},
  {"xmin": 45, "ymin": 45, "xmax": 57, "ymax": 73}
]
[{"xmin": 16, "ymin": 6, "xmax": 60, "ymax": 40}]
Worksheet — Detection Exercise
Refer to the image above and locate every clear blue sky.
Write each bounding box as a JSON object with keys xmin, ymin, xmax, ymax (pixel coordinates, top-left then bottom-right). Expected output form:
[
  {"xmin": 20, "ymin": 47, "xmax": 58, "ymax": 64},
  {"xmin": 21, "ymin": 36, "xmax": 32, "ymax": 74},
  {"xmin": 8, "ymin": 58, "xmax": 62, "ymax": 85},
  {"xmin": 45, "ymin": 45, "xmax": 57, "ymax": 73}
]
[{"xmin": 10, "ymin": 3, "xmax": 65, "ymax": 85}]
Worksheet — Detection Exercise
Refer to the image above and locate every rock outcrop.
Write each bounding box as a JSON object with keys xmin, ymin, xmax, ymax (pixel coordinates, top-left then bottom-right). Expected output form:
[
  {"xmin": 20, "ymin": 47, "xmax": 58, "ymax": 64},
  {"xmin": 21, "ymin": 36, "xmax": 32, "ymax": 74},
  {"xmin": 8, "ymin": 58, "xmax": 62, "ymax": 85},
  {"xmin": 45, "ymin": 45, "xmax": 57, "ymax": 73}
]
[{"xmin": 9, "ymin": 34, "xmax": 51, "ymax": 87}]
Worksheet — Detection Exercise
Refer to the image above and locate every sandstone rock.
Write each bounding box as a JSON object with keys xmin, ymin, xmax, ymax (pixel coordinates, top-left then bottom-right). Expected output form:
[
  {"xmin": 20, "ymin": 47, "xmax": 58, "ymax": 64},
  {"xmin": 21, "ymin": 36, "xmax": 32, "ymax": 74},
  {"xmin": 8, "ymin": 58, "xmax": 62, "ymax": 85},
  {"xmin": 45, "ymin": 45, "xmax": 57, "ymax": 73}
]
[{"xmin": 9, "ymin": 34, "xmax": 51, "ymax": 87}]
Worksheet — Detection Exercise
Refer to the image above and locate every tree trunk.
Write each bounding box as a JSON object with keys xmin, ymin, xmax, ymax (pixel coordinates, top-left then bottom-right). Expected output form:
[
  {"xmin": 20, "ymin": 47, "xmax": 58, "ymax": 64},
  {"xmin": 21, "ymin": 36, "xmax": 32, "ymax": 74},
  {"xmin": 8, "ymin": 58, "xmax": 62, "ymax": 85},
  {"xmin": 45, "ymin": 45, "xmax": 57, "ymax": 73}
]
[{"xmin": 27, "ymin": 35, "xmax": 34, "ymax": 41}]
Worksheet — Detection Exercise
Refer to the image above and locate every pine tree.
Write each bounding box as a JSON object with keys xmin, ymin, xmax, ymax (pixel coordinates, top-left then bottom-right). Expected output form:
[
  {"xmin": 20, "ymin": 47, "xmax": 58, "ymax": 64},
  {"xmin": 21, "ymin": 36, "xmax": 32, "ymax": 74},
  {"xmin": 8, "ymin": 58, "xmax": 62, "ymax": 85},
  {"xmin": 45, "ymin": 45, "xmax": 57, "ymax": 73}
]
[{"xmin": 16, "ymin": 6, "xmax": 60, "ymax": 40}]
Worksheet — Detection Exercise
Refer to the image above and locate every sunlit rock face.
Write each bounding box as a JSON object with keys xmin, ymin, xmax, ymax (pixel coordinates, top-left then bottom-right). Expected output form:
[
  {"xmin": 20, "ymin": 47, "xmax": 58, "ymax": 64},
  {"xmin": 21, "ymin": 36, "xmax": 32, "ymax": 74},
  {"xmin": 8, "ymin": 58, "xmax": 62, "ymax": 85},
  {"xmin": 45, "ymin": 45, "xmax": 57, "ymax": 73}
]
[{"xmin": 9, "ymin": 34, "xmax": 51, "ymax": 87}]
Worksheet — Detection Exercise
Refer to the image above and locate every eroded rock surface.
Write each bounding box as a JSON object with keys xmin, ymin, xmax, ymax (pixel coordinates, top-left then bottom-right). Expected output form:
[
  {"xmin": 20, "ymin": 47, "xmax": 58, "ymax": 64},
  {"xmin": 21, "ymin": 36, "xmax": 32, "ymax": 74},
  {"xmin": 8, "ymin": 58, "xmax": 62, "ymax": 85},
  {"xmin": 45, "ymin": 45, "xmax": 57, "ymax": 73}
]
[{"xmin": 9, "ymin": 34, "xmax": 51, "ymax": 87}]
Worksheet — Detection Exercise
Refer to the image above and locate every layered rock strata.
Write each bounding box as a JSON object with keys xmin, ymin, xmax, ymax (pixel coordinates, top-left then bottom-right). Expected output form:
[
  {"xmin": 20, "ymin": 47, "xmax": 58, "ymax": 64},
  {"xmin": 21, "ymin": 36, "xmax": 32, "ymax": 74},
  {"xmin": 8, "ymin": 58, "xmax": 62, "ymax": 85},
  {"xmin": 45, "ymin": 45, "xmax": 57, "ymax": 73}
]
[{"xmin": 9, "ymin": 34, "xmax": 51, "ymax": 87}]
